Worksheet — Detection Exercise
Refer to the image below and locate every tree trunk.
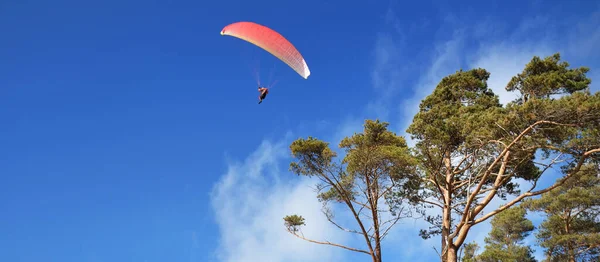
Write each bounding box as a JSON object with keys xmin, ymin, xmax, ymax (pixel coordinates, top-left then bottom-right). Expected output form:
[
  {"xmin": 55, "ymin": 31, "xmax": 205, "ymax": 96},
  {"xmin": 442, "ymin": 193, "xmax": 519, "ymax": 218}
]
[
  {"xmin": 441, "ymin": 153, "xmax": 454, "ymax": 262},
  {"xmin": 446, "ymin": 244, "xmax": 458, "ymax": 262},
  {"xmin": 565, "ymin": 214, "xmax": 575, "ymax": 262},
  {"xmin": 369, "ymin": 251, "xmax": 382, "ymax": 262},
  {"xmin": 441, "ymin": 204, "xmax": 451, "ymax": 261},
  {"xmin": 567, "ymin": 244, "xmax": 575, "ymax": 262}
]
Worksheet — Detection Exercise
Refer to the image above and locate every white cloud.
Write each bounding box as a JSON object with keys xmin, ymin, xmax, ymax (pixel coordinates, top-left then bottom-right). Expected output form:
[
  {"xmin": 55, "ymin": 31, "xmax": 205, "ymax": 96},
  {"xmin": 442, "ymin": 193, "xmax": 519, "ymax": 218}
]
[
  {"xmin": 367, "ymin": 31, "xmax": 406, "ymax": 122},
  {"xmin": 210, "ymin": 139, "xmax": 353, "ymax": 262}
]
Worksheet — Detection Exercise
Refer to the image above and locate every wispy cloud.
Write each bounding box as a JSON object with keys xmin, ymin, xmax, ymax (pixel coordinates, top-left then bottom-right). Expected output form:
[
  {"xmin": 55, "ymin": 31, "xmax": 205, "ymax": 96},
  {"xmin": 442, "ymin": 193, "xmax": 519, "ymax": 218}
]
[
  {"xmin": 210, "ymin": 138, "xmax": 351, "ymax": 262},
  {"xmin": 565, "ymin": 10, "xmax": 600, "ymax": 61},
  {"xmin": 397, "ymin": 32, "xmax": 465, "ymax": 147}
]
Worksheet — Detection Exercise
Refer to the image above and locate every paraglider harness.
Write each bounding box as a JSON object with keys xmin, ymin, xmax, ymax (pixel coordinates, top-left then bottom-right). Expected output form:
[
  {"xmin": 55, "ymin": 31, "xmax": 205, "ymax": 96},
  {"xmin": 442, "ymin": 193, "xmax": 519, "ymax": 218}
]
[{"xmin": 258, "ymin": 87, "xmax": 269, "ymax": 104}]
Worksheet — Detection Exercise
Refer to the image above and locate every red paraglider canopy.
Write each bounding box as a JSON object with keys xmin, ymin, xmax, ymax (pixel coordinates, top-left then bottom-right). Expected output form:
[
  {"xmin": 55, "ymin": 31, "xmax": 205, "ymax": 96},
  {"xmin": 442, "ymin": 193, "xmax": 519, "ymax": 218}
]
[{"xmin": 221, "ymin": 21, "xmax": 311, "ymax": 80}]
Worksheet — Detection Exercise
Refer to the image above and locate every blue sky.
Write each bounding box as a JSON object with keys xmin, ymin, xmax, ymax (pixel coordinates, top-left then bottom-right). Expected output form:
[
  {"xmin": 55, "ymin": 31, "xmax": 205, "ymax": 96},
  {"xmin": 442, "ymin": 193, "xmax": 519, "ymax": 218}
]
[{"xmin": 1, "ymin": 0, "xmax": 599, "ymax": 261}]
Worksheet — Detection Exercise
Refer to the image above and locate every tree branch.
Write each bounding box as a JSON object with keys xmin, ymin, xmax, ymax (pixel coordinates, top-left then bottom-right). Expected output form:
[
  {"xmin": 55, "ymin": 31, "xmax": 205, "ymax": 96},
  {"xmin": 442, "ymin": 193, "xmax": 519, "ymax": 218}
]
[
  {"xmin": 474, "ymin": 148, "xmax": 600, "ymax": 224},
  {"xmin": 527, "ymin": 153, "xmax": 564, "ymax": 191},
  {"xmin": 380, "ymin": 213, "xmax": 404, "ymax": 241},
  {"xmin": 423, "ymin": 199, "xmax": 445, "ymax": 209},
  {"xmin": 325, "ymin": 212, "xmax": 365, "ymax": 236},
  {"xmin": 460, "ymin": 120, "xmax": 576, "ymax": 231},
  {"xmin": 452, "ymin": 153, "xmax": 475, "ymax": 175},
  {"xmin": 453, "ymin": 151, "xmax": 511, "ymax": 241},
  {"xmin": 321, "ymin": 167, "xmax": 376, "ymax": 255},
  {"xmin": 286, "ymin": 229, "xmax": 371, "ymax": 255}
]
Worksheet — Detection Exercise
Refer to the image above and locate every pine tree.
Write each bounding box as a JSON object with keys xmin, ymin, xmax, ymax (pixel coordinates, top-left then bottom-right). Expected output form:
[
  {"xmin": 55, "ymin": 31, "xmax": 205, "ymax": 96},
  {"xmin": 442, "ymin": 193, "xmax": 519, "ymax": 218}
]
[
  {"xmin": 478, "ymin": 206, "xmax": 537, "ymax": 262},
  {"xmin": 406, "ymin": 53, "xmax": 599, "ymax": 262},
  {"xmin": 283, "ymin": 120, "xmax": 420, "ymax": 262},
  {"xmin": 523, "ymin": 163, "xmax": 600, "ymax": 262}
]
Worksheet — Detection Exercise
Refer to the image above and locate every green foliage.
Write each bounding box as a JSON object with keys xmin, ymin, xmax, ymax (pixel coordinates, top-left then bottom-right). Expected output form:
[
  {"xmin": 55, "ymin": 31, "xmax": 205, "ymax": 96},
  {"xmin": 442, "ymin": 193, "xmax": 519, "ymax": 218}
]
[
  {"xmin": 289, "ymin": 137, "xmax": 337, "ymax": 178},
  {"xmin": 407, "ymin": 68, "xmax": 502, "ymax": 150},
  {"xmin": 477, "ymin": 206, "xmax": 537, "ymax": 262},
  {"xmin": 284, "ymin": 119, "xmax": 419, "ymax": 260},
  {"xmin": 506, "ymin": 53, "xmax": 591, "ymax": 104},
  {"xmin": 283, "ymin": 214, "xmax": 306, "ymax": 233},
  {"xmin": 407, "ymin": 67, "xmax": 516, "ymax": 240},
  {"xmin": 486, "ymin": 206, "xmax": 534, "ymax": 245},
  {"xmin": 523, "ymin": 163, "xmax": 600, "ymax": 262},
  {"xmin": 460, "ymin": 242, "xmax": 479, "ymax": 262},
  {"xmin": 339, "ymin": 120, "xmax": 421, "ymax": 207}
]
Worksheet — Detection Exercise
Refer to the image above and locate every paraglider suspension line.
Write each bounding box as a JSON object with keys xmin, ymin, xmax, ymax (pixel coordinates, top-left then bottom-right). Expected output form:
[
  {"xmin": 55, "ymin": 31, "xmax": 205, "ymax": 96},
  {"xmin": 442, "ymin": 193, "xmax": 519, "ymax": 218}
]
[
  {"xmin": 251, "ymin": 58, "xmax": 261, "ymax": 87},
  {"xmin": 252, "ymin": 59, "xmax": 279, "ymax": 89}
]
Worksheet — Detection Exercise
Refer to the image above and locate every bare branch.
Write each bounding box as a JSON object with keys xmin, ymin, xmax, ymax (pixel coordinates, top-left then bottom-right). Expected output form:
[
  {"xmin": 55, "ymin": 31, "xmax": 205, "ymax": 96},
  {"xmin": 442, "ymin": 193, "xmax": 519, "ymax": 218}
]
[
  {"xmin": 452, "ymin": 153, "xmax": 474, "ymax": 175},
  {"xmin": 359, "ymin": 207, "xmax": 374, "ymax": 220},
  {"xmin": 423, "ymin": 199, "xmax": 445, "ymax": 209},
  {"xmin": 461, "ymin": 120, "xmax": 575, "ymax": 230},
  {"xmin": 321, "ymin": 168, "xmax": 376, "ymax": 255},
  {"xmin": 378, "ymin": 185, "xmax": 395, "ymax": 201},
  {"xmin": 352, "ymin": 199, "xmax": 372, "ymax": 212},
  {"xmin": 495, "ymin": 122, "xmax": 514, "ymax": 137},
  {"xmin": 527, "ymin": 153, "xmax": 564, "ymax": 191},
  {"xmin": 324, "ymin": 210, "xmax": 364, "ymax": 236},
  {"xmin": 453, "ymin": 151, "xmax": 511, "ymax": 241},
  {"xmin": 474, "ymin": 148, "xmax": 600, "ymax": 224},
  {"xmin": 380, "ymin": 214, "xmax": 403, "ymax": 240},
  {"xmin": 453, "ymin": 179, "xmax": 472, "ymax": 190},
  {"xmin": 286, "ymin": 229, "xmax": 371, "ymax": 255},
  {"xmin": 489, "ymin": 139, "xmax": 508, "ymax": 149},
  {"xmin": 576, "ymin": 243, "xmax": 600, "ymax": 255}
]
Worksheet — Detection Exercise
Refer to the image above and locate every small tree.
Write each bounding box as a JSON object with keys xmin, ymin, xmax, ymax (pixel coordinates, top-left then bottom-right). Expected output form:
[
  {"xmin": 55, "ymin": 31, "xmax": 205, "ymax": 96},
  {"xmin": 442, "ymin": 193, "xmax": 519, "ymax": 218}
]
[
  {"xmin": 523, "ymin": 163, "xmax": 600, "ymax": 262},
  {"xmin": 283, "ymin": 119, "xmax": 420, "ymax": 262},
  {"xmin": 478, "ymin": 205, "xmax": 537, "ymax": 262},
  {"xmin": 406, "ymin": 53, "xmax": 599, "ymax": 262}
]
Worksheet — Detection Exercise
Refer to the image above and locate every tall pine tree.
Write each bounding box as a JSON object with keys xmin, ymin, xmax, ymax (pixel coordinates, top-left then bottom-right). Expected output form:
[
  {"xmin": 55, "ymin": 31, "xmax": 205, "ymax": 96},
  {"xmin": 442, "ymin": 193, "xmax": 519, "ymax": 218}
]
[
  {"xmin": 523, "ymin": 163, "xmax": 600, "ymax": 262},
  {"xmin": 406, "ymin": 53, "xmax": 599, "ymax": 262},
  {"xmin": 478, "ymin": 206, "xmax": 537, "ymax": 262}
]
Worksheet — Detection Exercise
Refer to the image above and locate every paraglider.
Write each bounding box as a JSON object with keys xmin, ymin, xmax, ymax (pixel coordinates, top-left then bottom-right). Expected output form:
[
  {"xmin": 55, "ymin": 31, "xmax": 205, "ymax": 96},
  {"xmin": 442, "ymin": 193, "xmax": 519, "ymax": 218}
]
[
  {"xmin": 220, "ymin": 21, "xmax": 311, "ymax": 80},
  {"xmin": 221, "ymin": 21, "xmax": 310, "ymax": 104},
  {"xmin": 257, "ymin": 86, "xmax": 269, "ymax": 104}
]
